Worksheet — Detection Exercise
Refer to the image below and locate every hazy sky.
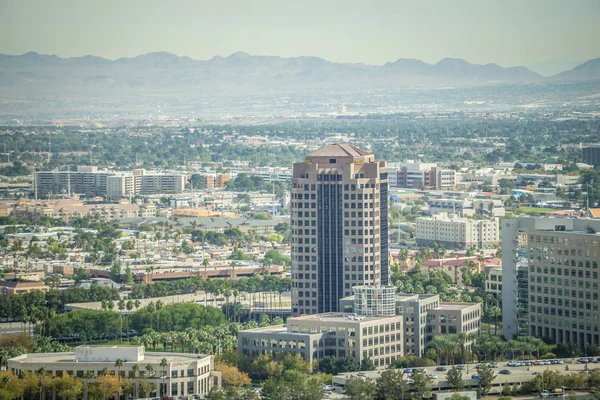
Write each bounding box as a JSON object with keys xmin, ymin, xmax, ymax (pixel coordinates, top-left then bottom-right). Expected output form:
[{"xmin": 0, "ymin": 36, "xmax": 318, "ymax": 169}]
[{"xmin": 1, "ymin": 0, "xmax": 599, "ymax": 67}]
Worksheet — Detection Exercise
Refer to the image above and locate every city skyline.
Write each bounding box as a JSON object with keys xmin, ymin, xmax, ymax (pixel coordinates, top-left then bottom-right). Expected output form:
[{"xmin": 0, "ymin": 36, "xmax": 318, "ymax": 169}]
[{"xmin": 0, "ymin": 0, "xmax": 598, "ymax": 74}]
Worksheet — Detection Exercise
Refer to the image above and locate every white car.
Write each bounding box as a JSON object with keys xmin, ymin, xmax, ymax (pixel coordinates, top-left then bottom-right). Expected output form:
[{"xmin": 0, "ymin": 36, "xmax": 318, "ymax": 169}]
[{"xmin": 428, "ymin": 374, "xmax": 438, "ymax": 380}]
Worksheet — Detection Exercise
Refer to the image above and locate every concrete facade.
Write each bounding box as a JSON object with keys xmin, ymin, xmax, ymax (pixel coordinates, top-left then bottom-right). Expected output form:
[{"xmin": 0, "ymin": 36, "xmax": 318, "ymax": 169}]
[
  {"xmin": 239, "ymin": 313, "xmax": 404, "ymax": 369},
  {"xmin": 8, "ymin": 346, "xmax": 221, "ymax": 399},
  {"xmin": 527, "ymin": 229, "xmax": 600, "ymax": 348},
  {"xmin": 415, "ymin": 213, "xmax": 500, "ymax": 249},
  {"xmin": 290, "ymin": 144, "xmax": 389, "ymax": 315},
  {"xmin": 501, "ymin": 217, "xmax": 600, "ymax": 340}
]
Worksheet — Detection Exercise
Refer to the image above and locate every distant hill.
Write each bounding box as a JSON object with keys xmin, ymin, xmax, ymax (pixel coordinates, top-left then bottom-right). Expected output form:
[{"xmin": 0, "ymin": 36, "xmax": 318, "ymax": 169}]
[
  {"xmin": 0, "ymin": 51, "xmax": 596, "ymax": 96},
  {"xmin": 551, "ymin": 58, "xmax": 600, "ymax": 81}
]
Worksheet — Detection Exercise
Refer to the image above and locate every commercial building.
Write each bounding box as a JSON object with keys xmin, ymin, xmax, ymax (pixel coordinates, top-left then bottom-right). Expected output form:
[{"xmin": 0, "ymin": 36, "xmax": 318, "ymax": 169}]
[
  {"xmin": 290, "ymin": 144, "xmax": 389, "ymax": 315},
  {"xmin": 527, "ymin": 229, "xmax": 600, "ymax": 347},
  {"xmin": 1, "ymin": 280, "xmax": 49, "ymax": 295},
  {"xmin": 501, "ymin": 217, "xmax": 600, "ymax": 342},
  {"xmin": 415, "ymin": 213, "xmax": 500, "ymax": 249},
  {"xmin": 239, "ymin": 286, "xmax": 481, "ymax": 365},
  {"xmin": 583, "ymin": 145, "xmax": 600, "ymax": 166},
  {"xmin": 7, "ymin": 346, "xmax": 221, "ymax": 399},
  {"xmin": 239, "ymin": 312, "xmax": 404, "ymax": 369},
  {"xmin": 341, "ymin": 292, "xmax": 481, "ymax": 357},
  {"xmin": 388, "ymin": 162, "xmax": 455, "ymax": 190},
  {"xmin": 428, "ymin": 198, "xmax": 505, "ymax": 218}
]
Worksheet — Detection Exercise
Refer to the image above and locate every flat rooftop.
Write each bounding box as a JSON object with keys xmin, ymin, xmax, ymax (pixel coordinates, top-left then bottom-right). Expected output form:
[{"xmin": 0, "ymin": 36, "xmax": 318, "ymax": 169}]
[
  {"xmin": 290, "ymin": 312, "xmax": 399, "ymax": 323},
  {"xmin": 436, "ymin": 302, "xmax": 477, "ymax": 310},
  {"xmin": 10, "ymin": 351, "xmax": 210, "ymax": 365}
]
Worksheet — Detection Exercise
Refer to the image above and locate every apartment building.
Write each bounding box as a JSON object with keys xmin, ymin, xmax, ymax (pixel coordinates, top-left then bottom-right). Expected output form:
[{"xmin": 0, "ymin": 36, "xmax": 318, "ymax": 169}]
[
  {"xmin": 8, "ymin": 346, "xmax": 221, "ymax": 399},
  {"xmin": 35, "ymin": 166, "xmax": 110, "ymax": 198},
  {"xmin": 501, "ymin": 217, "xmax": 600, "ymax": 341},
  {"xmin": 193, "ymin": 174, "xmax": 230, "ymax": 189},
  {"xmin": 484, "ymin": 265, "xmax": 503, "ymax": 297},
  {"xmin": 415, "ymin": 213, "xmax": 500, "ymax": 249},
  {"xmin": 139, "ymin": 173, "xmax": 186, "ymax": 194},
  {"xmin": 290, "ymin": 144, "xmax": 389, "ymax": 315},
  {"xmin": 36, "ymin": 167, "xmax": 187, "ymax": 200}
]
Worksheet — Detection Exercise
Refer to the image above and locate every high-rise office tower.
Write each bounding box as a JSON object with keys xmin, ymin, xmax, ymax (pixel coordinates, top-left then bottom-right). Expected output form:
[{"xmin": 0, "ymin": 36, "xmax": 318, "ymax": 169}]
[
  {"xmin": 290, "ymin": 144, "xmax": 389, "ymax": 315},
  {"xmin": 502, "ymin": 217, "xmax": 600, "ymax": 345}
]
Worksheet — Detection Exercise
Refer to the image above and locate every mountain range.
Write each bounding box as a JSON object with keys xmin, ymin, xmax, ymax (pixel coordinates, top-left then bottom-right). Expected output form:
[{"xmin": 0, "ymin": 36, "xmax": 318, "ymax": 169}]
[{"xmin": 0, "ymin": 51, "xmax": 599, "ymax": 95}]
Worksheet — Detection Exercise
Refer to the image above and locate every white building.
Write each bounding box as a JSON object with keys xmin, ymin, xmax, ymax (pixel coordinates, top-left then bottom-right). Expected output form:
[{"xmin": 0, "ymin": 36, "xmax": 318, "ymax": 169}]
[
  {"xmin": 8, "ymin": 346, "xmax": 221, "ymax": 399},
  {"xmin": 415, "ymin": 213, "xmax": 500, "ymax": 249}
]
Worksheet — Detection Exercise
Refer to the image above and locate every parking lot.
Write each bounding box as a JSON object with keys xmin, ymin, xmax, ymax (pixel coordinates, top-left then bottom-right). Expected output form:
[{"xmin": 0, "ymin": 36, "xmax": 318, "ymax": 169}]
[{"xmin": 332, "ymin": 358, "xmax": 600, "ymax": 394}]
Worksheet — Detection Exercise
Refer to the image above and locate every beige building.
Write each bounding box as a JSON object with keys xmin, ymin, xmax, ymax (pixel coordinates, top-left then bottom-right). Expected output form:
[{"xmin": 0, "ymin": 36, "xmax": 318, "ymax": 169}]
[
  {"xmin": 8, "ymin": 346, "xmax": 221, "ymax": 399},
  {"xmin": 415, "ymin": 213, "xmax": 500, "ymax": 249},
  {"xmin": 426, "ymin": 303, "xmax": 482, "ymax": 337},
  {"xmin": 239, "ymin": 286, "xmax": 481, "ymax": 367},
  {"xmin": 527, "ymin": 229, "xmax": 600, "ymax": 347},
  {"xmin": 291, "ymin": 144, "xmax": 389, "ymax": 315},
  {"xmin": 239, "ymin": 313, "xmax": 404, "ymax": 369},
  {"xmin": 484, "ymin": 265, "xmax": 503, "ymax": 296}
]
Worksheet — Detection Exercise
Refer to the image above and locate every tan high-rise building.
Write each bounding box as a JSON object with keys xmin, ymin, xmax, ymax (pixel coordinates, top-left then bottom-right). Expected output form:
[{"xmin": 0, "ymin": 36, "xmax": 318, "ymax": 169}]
[{"xmin": 291, "ymin": 144, "xmax": 389, "ymax": 315}]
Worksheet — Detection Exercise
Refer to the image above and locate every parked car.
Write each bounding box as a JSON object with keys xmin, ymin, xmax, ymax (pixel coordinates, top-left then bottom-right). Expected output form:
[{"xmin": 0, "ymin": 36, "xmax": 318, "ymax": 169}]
[
  {"xmin": 471, "ymin": 374, "xmax": 481, "ymax": 380},
  {"xmin": 499, "ymin": 370, "xmax": 512, "ymax": 375},
  {"xmin": 428, "ymin": 374, "xmax": 438, "ymax": 380},
  {"xmin": 456, "ymin": 365, "xmax": 466, "ymax": 370},
  {"xmin": 403, "ymin": 369, "xmax": 413, "ymax": 374},
  {"xmin": 488, "ymin": 363, "xmax": 498, "ymax": 368},
  {"xmin": 436, "ymin": 366, "xmax": 447, "ymax": 371}
]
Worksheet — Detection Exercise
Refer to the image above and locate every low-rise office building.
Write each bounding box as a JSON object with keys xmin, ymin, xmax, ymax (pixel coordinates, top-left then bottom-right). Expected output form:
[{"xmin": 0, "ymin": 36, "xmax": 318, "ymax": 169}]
[
  {"xmin": 8, "ymin": 346, "xmax": 221, "ymax": 399},
  {"xmin": 239, "ymin": 286, "xmax": 481, "ymax": 365},
  {"xmin": 239, "ymin": 312, "xmax": 404, "ymax": 369},
  {"xmin": 415, "ymin": 213, "xmax": 500, "ymax": 249}
]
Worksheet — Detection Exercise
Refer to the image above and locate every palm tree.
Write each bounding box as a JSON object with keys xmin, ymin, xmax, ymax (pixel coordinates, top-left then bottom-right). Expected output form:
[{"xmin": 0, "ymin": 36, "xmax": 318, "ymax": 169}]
[
  {"xmin": 487, "ymin": 306, "xmax": 501, "ymax": 335},
  {"xmin": 115, "ymin": 358, "xmax": 123, "ymax": 399},
  {"xmin": 118, "ymin": 300, "xmax": 126, "ymax": 342},
  {"xmin": 37, "ymin": 366, "xmax": 46, "ymax": 400},
  {"xmin": 131, "ymin": 364, "xmax": 140, "ymax": 398},
  {"xmin": 83, "ymin": 370, "xmax": 95, "ymax": 399},
  {"xmin": 145, "ymin": 364, "xmax": 155, "ymax": 397},
  {"xmin": 159, "ymin": 358, "xmax": 168, "ymax": 397},
  {"xmin": 145, "ymin": 266, "xmax": 154, "ymax": 283}
]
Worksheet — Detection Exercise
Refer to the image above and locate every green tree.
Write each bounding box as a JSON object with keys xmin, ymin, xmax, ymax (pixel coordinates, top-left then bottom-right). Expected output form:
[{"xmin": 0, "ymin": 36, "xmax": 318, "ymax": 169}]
[
  {"xmin": 447, "ymin": 366, "xmax": 465, "ymax": 391},
  {"xmin": 53, "ymin": 373, "xmax": 83, "ymax": 400},
  {"xmin": 476, "ymin": 363, "xmax": 496, "ymax": 396},
  {"xmin": 344, "ymin": 376, "xmax": 377, "ymax": 400},
  {"xmin": 261, "ymin": 370, "xmax": 323, "ymax": 400},
  {"xmin": 376, "ymin": 369, "xmax": 409, "ymax": 400},
  {"xmin": 412, "ymin": 370, "xmax": 433, "ymax": 400}
]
